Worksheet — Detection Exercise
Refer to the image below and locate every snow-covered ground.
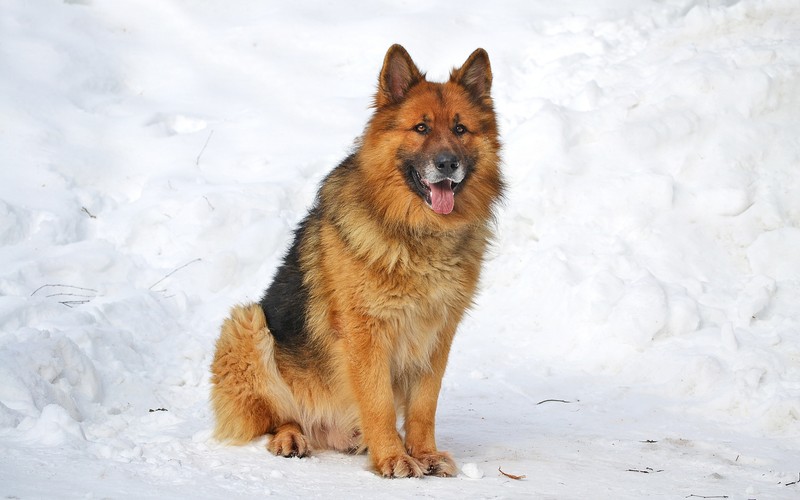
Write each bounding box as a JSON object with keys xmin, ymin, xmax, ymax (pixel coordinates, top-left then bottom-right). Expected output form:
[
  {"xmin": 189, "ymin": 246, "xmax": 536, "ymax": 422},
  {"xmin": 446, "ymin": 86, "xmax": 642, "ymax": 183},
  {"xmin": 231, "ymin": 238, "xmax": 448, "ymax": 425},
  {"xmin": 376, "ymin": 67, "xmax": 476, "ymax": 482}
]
[{"xmin": 2, "ymin": 0, "xmax": 800, "ymax": 498}]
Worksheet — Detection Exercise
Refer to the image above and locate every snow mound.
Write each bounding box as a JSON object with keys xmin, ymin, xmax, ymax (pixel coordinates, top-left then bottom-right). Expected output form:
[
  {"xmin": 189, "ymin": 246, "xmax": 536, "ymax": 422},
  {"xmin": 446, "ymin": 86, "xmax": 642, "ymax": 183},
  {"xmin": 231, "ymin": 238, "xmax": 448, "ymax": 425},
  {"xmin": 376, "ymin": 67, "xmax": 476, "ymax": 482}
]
[{"xmin": 2, "ymin": 0, "xmax": 800, "ymax": 498}]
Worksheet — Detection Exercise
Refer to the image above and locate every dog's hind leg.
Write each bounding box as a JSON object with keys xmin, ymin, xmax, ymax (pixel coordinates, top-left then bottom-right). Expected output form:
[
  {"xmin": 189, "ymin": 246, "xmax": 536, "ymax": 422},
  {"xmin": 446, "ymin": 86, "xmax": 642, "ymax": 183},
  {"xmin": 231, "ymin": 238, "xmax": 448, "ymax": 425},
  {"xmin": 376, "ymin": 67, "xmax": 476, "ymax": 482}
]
[{"xmin": 268, "ymin": 422, "xmax": 310, "ymax": 457}]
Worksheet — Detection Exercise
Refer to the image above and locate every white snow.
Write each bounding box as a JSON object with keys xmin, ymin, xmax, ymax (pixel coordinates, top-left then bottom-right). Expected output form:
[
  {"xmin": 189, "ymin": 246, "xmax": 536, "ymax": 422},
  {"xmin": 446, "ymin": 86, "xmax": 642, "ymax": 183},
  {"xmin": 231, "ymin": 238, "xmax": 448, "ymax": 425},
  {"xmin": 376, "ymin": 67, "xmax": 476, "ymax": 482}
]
[
  {"xmin": 461, "ymin": 462, "xmax": 485, "ymax": 480},
  {"xmin": 2, "ymin": 0, "xmax": 800, "ymax": 498}
]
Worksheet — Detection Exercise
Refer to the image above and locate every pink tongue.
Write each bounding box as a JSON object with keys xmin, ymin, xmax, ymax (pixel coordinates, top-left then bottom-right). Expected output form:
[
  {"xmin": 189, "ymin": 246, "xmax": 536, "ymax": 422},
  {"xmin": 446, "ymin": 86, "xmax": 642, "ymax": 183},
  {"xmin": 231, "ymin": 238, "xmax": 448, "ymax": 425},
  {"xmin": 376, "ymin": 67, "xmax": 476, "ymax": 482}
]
[{"xmin": 430, "ymin": 180, "xmax": 454, "ymax": 215}]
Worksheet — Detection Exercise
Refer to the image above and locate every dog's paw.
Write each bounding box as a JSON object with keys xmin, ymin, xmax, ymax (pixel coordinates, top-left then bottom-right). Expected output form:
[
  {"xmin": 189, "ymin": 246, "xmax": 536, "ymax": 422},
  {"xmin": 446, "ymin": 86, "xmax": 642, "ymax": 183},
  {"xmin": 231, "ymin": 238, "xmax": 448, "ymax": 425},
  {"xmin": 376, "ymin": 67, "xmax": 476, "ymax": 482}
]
[
  {"xmin": 414, "ymin": 451, "xmax": 457, "ymax": 477},
  {"xmin": 375, "ymin": 453, "xmax": 425, "ymax": 478},
  {"xmin": 268, "ymin": 424, "xmax": 310, "ymax": 458}
]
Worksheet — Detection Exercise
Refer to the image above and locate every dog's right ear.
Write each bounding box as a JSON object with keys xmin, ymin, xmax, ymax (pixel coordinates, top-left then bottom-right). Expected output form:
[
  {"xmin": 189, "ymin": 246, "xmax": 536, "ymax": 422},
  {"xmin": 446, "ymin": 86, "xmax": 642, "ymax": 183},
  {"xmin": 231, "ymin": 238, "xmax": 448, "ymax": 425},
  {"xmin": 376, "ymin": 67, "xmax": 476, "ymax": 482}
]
[
  {"xmin": 375, "ymin": 44, "xmax": 424, "ymax": 108},
  {"xmin": 450, "ymin": 48, "xmax": 492, "ymax": 103}
]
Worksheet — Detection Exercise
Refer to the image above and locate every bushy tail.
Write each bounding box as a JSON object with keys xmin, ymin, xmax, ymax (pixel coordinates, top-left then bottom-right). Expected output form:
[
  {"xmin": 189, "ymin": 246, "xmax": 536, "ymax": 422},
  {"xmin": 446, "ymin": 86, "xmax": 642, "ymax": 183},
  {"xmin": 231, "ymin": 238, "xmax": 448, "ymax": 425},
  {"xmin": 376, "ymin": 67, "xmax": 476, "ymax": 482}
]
[{"xmin": 210, "ymin": 303, "xmax": 276, "ymax": 443}]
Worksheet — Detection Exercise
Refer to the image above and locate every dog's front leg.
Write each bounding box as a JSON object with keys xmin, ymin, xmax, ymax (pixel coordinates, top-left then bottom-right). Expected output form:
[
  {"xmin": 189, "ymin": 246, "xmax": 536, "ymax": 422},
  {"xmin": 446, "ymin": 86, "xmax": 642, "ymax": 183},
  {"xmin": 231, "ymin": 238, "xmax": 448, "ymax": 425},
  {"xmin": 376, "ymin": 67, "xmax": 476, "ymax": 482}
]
[
  {"xmin": 402, "ymin": 324, "xmax": 458, "ymax": 477},
  {"xmin": 345, "ymin": 318, "xmax": 424, "ymax": 478}
]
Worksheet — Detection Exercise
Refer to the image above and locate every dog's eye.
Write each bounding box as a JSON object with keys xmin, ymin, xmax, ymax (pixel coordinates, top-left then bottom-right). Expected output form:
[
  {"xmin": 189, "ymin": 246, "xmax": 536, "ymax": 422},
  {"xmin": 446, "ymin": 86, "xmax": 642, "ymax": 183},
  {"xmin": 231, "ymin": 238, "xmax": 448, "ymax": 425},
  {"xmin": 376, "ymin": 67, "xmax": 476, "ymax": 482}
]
[
  {"xmin": 414, "ymin": 123, "xmax": 429, "ymax": 134},
  {"xmin": 454, "ymin": 124, "xmax": 468, "ymax": 136}
]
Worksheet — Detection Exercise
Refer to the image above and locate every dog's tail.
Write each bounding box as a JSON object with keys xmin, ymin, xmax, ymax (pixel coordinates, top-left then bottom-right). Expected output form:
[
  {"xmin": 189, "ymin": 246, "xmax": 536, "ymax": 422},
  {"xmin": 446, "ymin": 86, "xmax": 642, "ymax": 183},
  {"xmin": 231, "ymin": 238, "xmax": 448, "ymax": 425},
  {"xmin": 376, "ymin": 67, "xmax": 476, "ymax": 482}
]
[{"xmin": 210, "ymin": 303, "xmax": 284, "ymax": 443}]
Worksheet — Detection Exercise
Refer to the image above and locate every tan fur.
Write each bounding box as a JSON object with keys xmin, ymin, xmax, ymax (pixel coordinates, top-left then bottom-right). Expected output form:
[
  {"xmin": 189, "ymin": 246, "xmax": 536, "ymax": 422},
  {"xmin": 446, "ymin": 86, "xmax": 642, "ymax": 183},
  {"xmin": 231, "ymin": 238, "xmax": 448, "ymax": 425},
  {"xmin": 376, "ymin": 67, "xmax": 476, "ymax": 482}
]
[{"xmin": 210, "ymin": 44, "xmax": 502, "ymax": 478}]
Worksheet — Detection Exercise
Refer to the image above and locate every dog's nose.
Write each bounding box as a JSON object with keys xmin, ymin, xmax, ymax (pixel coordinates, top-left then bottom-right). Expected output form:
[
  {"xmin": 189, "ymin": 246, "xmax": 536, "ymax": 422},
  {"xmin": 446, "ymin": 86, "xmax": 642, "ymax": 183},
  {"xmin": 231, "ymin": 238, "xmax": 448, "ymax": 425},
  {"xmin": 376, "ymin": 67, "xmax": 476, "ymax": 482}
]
[{"xmin": 435, "ymin": 152, "xmax": 459, "ymax": 173}]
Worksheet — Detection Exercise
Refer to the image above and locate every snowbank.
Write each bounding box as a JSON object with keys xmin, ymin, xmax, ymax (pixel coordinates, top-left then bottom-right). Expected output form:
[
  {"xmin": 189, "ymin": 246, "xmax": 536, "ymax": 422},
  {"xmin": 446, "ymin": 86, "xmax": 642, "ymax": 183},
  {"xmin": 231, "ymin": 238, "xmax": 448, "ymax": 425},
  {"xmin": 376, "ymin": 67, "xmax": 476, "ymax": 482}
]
[{"xmin": 1, "ymin": 0, "xmax": 799, "ymax": 498}]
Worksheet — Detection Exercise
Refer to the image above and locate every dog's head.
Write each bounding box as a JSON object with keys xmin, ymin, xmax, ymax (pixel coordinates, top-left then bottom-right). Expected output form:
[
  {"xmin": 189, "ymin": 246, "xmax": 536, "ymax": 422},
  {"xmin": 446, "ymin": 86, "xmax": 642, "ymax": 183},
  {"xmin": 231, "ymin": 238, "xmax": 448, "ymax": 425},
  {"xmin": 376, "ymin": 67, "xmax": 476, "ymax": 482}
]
[{"xmin": 360, "ymin": 44, "xmax": 503, "ymax": 229}]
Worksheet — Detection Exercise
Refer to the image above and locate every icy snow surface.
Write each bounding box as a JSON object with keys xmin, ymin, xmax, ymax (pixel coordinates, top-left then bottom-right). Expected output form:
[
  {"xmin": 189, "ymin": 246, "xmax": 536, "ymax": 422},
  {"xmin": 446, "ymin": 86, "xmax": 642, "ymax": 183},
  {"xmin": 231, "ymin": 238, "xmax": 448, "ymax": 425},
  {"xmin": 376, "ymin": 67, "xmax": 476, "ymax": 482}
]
[{"xmin": 2, "ymin": 0, "xmax": 800, "ymax": 498}]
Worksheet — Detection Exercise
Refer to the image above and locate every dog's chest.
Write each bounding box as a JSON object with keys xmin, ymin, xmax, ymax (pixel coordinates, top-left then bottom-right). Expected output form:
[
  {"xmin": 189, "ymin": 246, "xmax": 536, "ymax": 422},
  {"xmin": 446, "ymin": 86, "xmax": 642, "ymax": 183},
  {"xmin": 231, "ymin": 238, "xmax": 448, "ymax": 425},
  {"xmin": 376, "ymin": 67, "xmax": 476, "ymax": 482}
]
[
  {"xmin": 388, "ymin": 304, "xmax": 448, "ymax": 375},
  {"xmin": 377, "ymin": 257, "xmax": 469, "ymax": 375}
]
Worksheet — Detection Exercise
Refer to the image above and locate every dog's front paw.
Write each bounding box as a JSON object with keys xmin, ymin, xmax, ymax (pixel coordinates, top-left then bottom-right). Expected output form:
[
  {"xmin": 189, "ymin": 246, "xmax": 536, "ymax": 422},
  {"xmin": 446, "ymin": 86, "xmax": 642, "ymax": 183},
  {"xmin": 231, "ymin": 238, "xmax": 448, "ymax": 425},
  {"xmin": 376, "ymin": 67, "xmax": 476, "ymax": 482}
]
[
  {"xmin": 413, "ymin": 451, "xmax": 457, "ymax": 477},
  {"xmin": 375, "ymin": 453, "xmax": 425, "ymax": 478}
]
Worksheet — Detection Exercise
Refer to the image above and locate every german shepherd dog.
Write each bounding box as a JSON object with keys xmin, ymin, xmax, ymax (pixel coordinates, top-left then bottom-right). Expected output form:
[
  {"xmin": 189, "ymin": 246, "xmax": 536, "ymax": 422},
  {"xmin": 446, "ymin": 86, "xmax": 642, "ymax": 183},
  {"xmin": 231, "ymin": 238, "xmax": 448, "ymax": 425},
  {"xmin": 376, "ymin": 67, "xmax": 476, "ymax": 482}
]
[{"xmin": 211, "ymin": 44, "xmax": 503, "ymax": 478}]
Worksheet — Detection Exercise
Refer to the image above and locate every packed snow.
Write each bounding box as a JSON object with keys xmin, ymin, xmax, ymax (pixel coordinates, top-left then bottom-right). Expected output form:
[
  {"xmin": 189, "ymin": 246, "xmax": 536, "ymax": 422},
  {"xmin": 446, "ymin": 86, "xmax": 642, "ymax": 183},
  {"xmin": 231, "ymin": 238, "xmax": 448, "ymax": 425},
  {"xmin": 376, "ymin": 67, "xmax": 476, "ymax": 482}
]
[{"xmin": 2, "ymin": 0, "xmax": 800, "ymax": 498}]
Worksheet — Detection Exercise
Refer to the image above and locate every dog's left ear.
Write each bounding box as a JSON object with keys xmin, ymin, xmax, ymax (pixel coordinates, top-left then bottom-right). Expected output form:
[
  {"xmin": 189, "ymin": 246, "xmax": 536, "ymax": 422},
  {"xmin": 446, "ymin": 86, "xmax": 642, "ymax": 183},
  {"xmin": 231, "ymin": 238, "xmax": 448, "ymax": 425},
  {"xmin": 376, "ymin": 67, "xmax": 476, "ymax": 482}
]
[
  {"xmin": 376, "ymin": 44, "xmax": 424, "ymax": 108},
  {"xmin": 450, "ymin": 48, "xmax": 492, "ymax": 101}
]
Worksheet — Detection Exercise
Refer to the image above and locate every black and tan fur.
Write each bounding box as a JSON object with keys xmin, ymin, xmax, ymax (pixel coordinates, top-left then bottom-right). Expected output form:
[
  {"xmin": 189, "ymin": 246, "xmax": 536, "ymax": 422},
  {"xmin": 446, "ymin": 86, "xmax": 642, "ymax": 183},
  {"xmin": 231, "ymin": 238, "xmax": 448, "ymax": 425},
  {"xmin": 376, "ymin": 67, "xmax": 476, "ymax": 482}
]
[{"xmin": 211, "ymin": 44, "xmax": 503, "ymax": 478}]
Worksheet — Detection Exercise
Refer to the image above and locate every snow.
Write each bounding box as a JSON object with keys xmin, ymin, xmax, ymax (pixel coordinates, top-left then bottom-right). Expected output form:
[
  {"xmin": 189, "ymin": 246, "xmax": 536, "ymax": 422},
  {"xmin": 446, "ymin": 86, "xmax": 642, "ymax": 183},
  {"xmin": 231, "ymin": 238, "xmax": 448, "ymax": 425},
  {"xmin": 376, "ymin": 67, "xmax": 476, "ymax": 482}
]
[
  {"xmin": 461, "ymin": 462, "xmax": 485, "ymax": 480},
  {"xmin": 2, "ymin": 0, "xmax": 800, "ymax": 498}
]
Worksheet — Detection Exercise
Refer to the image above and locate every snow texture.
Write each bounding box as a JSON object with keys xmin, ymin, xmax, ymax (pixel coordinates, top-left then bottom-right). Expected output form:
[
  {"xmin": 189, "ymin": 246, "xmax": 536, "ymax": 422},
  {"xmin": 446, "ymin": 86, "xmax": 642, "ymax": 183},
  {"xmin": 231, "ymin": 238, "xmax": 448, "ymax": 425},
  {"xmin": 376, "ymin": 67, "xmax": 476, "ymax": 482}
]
[{"xmin": 2, "ymin": 0, "xmax": 800, "ymax": 498}]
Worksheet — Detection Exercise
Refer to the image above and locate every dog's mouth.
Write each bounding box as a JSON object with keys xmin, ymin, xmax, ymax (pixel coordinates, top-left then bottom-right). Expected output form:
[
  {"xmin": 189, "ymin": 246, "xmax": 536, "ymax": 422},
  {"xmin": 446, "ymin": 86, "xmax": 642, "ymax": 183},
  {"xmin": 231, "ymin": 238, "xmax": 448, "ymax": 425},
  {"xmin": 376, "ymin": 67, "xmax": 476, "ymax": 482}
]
[{"xmin": 411, "ymin": 169, "xmax": 459, "ymax": 215}]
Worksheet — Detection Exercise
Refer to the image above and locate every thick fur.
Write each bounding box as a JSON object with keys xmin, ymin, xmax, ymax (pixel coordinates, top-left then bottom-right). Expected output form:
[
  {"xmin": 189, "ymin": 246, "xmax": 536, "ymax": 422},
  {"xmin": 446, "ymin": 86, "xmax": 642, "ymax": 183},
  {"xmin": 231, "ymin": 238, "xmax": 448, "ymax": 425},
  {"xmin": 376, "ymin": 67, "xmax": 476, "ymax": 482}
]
[{"xmin": 210, "ymin": 44, "xmax": 503, "ymax": 478}]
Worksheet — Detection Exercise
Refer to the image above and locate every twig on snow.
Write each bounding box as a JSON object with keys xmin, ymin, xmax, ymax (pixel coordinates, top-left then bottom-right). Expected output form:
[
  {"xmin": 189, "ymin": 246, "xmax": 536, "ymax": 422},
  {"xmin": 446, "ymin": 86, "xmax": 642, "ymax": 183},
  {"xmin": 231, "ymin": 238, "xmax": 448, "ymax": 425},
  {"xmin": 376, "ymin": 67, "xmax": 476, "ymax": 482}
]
[
  {"xmin": 786, "ymin": 472, "xmax": 800, "ymax": 486},
  {"xmin": 498, "ymin": 467, "xmax": 526, "ymax": 480},
  {"xmin": 31, "ymin": 284, "xmax": 99, "ymax": 307},
  {"xmin": 45, "ymin": 292, "xmax": 96, "ymax": 299},
  {"xmin": 149, "ymin": 258, "xmax": 202, "ymax": 291},
  {"xmin": 31, "ymin": 284, "xmax": 99, "ymax": 296},
  {"xmin": 47, "ymin": 293, "xmax": 96, "ymax": 307},
  {"xmin": 536, "ymin": 399, "xmax": 572, "ymax": 405},
  {"xmin": 627, "ymin": 467, "xmax": 664, "ymax": 474},
  {"xmin": 196, "ymin": 130, "xmax": 214, "ymax": 166},
  {"xmin": 60, "ymin": 300, "xmax": 92, "ymax": 308},
  {"xmin": 81, "ymin": 206, "xmax": 97, "ymax": 219},
  {"xmin": 685, "ymin": 495, "xmax": 729, "ymax": 499}
]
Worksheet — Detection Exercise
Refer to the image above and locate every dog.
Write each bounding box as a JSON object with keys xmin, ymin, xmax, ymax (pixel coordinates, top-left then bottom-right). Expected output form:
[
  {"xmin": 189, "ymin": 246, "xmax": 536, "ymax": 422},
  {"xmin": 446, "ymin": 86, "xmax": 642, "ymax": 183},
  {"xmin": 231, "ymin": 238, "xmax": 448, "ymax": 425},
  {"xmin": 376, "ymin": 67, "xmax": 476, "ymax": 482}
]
[{"xmin": 210, "ymin": 44, "xmax": 503, "ymax": 478}]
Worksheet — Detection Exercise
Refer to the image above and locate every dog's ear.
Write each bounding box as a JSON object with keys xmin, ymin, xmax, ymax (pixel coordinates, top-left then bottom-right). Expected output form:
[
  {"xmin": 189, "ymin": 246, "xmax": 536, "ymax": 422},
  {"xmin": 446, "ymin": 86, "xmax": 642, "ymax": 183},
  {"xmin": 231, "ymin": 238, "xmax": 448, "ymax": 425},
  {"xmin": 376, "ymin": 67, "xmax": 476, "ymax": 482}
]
[
  {"xmin": 450, "ymin": 48, "xmax": 492, "ymax": 102},
  {"xmin": 376, "ymin": 44, "xmax": 424, "ymax": 108}
]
